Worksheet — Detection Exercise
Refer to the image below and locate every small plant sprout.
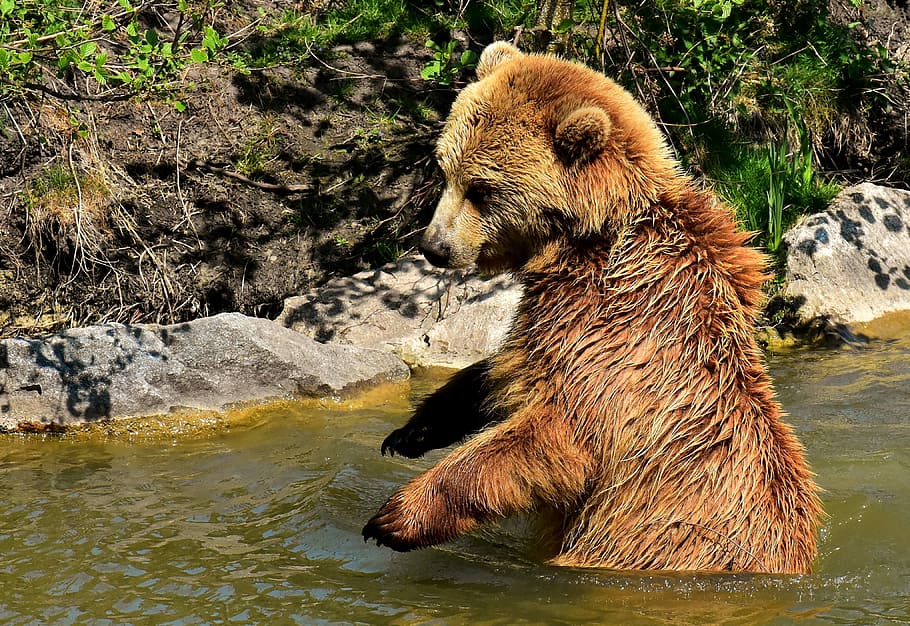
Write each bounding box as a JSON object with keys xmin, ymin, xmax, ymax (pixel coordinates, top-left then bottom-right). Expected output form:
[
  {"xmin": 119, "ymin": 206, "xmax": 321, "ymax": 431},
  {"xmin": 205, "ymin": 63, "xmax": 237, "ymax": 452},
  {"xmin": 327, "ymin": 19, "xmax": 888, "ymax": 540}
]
[{"xmin": 421, "ymin": 40, "xmax": 479, "ymax": 86}]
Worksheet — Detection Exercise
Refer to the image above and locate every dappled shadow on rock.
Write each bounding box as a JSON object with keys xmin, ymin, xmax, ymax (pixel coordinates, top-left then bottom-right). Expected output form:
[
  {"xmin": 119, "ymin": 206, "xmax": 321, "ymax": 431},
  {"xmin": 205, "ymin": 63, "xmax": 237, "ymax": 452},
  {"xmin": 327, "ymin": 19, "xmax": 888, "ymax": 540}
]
[
  {"xmin": 0, "ymin": 325, "xmax": 170, "ymax": 430},
  {"xmin": 783, "ymin": 183, "xmax": 910, "ymax": 326},
  {"xmin": 0, "ymin": 313, "xmax": 409, "ymax": 432},
  {"xmin": 275, "ymin": 256, "xmax": 523, "ymax": 369},
  {"xmin": 761, "ymin": 294, "xmax": 872, "ymax": 349}
]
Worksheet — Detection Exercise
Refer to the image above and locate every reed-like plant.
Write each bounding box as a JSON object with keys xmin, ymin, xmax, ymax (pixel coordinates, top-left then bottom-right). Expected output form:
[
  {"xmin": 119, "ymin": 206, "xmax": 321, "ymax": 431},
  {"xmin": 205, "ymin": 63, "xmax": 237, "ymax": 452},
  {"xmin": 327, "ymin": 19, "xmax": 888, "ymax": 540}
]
[{"xmin": 714, "ymin": 110, "xmax": 839, "ymax": 258}]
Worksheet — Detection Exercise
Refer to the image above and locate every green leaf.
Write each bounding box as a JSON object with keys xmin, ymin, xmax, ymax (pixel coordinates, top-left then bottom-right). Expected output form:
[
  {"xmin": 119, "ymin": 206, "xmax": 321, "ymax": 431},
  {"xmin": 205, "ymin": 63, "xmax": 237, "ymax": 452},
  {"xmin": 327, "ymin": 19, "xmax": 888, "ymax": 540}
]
[
  {"xmin": 102, "ymin": 15, "xmax": 115, "ymax": 31},
  {"xmin": 173, "ymin": 100, "xmax": 187, "ymax": 112},
  {"xmin": 80, "ymin": 42, "xmax": 97, "ymax": 58},
  {"xmin": 118, "ymin": 0, "xmax": 134, "ymax": 11},
  {"xmin": 77, "ymin": 60, "xmax": 94, "ymax": 73},
  {"xmin": 190, "ymin": 48, "xmax": 209, "ymax": 63},
  {"xmin": 0, "ymin": 0, "xmax": 15, "ymax": 16},
  {"xmin": 201, "ymin": 26, "xmax": 227, "ymax": 51},
  {"xmin": 460, "ymin": 50, "xmax": 479, "ymax": 67},
  {"xmin": 145, "ymin": 29, "xmax": 159, "ymax": 46},
  {"xmin": 421, "ymin": 62, "xmax": 441, "ymax": 80}
]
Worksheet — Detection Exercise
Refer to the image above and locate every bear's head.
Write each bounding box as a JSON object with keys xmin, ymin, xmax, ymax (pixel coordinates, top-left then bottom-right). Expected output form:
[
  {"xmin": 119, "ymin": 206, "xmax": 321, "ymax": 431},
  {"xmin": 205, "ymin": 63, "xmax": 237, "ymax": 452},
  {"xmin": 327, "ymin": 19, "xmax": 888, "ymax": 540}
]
[{"xmin": 419, "ymin": 42, "xmax": 680, "ymax": 273}]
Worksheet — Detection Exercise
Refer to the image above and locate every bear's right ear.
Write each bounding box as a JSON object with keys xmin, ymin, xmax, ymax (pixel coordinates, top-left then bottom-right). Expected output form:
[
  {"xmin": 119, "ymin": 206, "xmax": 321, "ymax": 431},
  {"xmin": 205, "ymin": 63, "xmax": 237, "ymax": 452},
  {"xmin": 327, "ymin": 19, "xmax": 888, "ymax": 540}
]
[
  {"xmin": 554, "ymin": 106, "xmax": 613, "ymax": 166},
  {"xmin": 476, "ymin": 41, "xmax": 523, "ymax": 79}
]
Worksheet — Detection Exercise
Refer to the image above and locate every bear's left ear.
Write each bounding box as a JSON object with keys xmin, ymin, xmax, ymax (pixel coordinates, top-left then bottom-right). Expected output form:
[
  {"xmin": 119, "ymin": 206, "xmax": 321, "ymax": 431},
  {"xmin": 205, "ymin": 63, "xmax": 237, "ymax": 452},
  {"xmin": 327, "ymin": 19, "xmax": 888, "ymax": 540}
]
[
  {"xmin": 554, "ymin": 106, "xmax": 613, "ymax": 166},
  {"xmin": 476, "ymin": 41, "xmax": 523, "ymax": 79}
]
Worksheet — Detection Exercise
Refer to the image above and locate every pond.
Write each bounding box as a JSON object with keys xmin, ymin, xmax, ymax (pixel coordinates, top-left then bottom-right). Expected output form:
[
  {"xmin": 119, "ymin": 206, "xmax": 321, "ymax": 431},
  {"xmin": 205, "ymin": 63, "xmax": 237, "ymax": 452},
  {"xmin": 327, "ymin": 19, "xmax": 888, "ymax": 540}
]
[{"xmin": 0, "ymin": 322, "xmax": 908, "ymax": 625}]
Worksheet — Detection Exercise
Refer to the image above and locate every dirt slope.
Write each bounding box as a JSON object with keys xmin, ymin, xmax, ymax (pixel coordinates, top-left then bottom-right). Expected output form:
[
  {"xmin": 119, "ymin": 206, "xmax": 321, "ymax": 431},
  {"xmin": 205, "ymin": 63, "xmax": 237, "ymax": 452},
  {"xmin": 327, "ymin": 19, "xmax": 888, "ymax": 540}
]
[{"xmin": 0, "ymin": 39, "xmax": 450, "ymax": 336}]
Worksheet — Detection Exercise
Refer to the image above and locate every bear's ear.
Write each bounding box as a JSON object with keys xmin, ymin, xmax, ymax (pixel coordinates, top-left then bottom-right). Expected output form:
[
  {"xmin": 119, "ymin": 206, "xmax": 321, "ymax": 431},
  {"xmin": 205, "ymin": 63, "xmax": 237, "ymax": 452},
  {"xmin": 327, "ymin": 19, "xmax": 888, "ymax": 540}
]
[
  {"xmin": 476, "ymin": 41, "xmax": 523, "ymax": 79},
  {"xmin": 554, "ymin": 106, "xmax": 612, "ymax": 166}
]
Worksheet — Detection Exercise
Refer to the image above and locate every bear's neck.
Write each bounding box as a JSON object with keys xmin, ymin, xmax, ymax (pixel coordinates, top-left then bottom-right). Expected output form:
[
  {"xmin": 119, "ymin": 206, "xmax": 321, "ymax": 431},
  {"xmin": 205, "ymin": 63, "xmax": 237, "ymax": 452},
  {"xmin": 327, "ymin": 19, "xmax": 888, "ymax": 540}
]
[
  {"xmin": 499, "ymin": 184, "xmax": 770, "ymax": 388},
  {"xmin": 517, "ymin": 184, "xmax": 767, "ymax": 321}
]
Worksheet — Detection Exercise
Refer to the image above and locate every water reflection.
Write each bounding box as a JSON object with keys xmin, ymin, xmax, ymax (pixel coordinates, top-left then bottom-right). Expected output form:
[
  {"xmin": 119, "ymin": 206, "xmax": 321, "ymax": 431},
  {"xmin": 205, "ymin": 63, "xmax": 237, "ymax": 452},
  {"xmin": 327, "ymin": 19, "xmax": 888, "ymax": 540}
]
[{"xmin": 0, "ymin": 332, "xmax": 908, "ymax": 624}]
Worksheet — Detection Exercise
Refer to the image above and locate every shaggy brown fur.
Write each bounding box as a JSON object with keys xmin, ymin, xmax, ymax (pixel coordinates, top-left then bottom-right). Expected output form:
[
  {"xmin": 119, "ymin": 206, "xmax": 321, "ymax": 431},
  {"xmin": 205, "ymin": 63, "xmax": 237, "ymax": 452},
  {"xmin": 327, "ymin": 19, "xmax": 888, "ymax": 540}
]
[{"xmin": 362, "ymin": 42, "xmax": 822, "ymax": 573}]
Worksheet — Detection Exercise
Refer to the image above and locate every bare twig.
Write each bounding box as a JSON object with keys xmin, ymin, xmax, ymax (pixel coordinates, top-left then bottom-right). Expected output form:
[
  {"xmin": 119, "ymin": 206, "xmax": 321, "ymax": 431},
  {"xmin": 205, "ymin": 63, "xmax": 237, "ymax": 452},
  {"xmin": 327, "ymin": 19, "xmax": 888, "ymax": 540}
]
[
  {"xmin": 302, "ymin": 39, "xmax": 423, "ymax": 83},
  {"xmin": 175, "ymin": 120, "xmax": 200, "ymax": 241},
  {"xmin": 12, "ymin": 80, "xmax": 133, "ymax": 102},
  {"xmin": 713, "ymin": 45, "xmax": 764, "ymax": 109},
  {"xmin": 186, "ymin": 159, "xmax": 312, "ymax": 193},
  {"xmin": 2, "ymin": 103, "xmax": 28, "ymax": 172},
  {"xmin": 613, "ymin": 8, "xmax": 693, "ymax": 149}
]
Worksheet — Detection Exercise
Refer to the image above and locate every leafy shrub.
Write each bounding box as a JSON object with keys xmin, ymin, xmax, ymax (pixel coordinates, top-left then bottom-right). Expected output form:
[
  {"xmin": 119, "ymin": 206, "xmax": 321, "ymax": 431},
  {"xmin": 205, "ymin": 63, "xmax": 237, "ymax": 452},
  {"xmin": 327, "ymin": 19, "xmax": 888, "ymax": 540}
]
[{"xmin": 0, "ymin": 0, "xmax": 229, "ymax": 106}]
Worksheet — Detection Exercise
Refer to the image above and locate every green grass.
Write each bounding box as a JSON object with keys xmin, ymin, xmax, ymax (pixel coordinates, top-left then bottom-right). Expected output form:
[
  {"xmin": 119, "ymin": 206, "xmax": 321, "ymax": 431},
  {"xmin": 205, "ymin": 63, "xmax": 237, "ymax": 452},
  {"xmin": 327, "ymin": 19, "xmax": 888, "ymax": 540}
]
[
  {"xmin": 321, "ymin": 0, "xmax": 443, "ymax": 43},
  {"xmin": 246, "ymin": 0, "xmax": 450, "ymax": 67},
  {"xmin": 244, "ymin": 0, "xmax": 535, "ymax": 67},
  {"xmin": 232, "ymin": 118, "xmax": 281, "ymax": 177},
  {"xmin": 711, "ymin": 140, "xmax": 839, "ymax": 258}
]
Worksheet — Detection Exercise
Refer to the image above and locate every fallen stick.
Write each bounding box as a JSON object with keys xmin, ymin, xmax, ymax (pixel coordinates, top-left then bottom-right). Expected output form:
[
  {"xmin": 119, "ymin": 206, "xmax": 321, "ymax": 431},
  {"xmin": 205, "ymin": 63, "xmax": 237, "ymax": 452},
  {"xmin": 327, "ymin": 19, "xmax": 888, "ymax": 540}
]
[{"xmin": 187, "ymin": 159, "xmax": 312, "ymax": 193}]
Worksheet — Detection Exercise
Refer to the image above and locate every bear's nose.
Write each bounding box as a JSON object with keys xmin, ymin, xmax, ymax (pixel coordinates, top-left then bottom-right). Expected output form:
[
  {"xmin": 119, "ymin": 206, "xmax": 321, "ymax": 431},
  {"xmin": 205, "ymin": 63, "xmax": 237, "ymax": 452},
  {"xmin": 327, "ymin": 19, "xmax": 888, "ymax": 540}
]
[{"xmin": 419, "ymin": 236, "xmax": 451, "ymax": 268}]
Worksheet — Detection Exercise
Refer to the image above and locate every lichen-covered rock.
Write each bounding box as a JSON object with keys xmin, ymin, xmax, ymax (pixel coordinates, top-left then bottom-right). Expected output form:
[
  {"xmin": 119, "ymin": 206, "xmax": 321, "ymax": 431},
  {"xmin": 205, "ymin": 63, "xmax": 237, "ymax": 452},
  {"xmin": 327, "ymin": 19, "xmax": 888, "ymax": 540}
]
[
  {"xmin": 0, "ymin": 312, "xmax": 409, "ymax": 431},
  {"xmin": 783, "ymin": 183, "xmax": 910, "ymax": 324},
  {"xmin": 276, "ymin": 256, "xmax": 521, "ymax": 368}
]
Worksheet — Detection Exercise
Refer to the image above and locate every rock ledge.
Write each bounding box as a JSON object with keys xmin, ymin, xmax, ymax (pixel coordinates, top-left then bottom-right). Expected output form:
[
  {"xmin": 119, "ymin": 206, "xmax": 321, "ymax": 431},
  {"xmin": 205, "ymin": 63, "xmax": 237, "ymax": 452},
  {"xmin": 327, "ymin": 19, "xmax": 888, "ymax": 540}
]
[{"xmin": 0, "ymin": 312, "xmax": 409, "ymax": 431}]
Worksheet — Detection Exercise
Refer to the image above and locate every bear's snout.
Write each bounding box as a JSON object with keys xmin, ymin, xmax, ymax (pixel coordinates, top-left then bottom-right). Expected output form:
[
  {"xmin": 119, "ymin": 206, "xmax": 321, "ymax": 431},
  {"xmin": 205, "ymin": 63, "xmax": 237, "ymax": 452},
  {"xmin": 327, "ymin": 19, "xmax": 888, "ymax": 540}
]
[{"xmin": 419, "ymin": 233, "xmax": 453, "ymax": 267}]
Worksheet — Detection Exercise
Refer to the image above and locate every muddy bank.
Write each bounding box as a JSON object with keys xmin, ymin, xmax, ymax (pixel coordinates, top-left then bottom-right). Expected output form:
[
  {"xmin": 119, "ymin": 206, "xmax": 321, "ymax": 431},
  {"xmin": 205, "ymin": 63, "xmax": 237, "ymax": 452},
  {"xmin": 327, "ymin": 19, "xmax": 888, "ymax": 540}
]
[{"xmin": 0, "ymin": 39, "xmax": 449, "ymax": 337}]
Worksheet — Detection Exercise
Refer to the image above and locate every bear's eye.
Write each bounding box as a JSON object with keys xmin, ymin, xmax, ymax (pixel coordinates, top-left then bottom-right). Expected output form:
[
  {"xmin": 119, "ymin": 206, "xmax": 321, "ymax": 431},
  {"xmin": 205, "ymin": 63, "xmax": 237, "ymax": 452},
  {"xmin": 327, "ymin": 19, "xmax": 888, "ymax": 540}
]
[{"xmin": 464, "ymin": 184, "xmax": 493, "ymax": 207}]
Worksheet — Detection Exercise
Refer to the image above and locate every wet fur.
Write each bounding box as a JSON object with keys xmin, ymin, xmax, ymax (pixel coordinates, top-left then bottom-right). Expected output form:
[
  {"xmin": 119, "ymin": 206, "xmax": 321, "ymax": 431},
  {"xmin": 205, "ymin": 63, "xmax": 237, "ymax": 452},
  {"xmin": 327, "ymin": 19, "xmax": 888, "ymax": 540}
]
[{"xmin": 363, "ymin": 44, "xmax": 822, "ymax": 573}]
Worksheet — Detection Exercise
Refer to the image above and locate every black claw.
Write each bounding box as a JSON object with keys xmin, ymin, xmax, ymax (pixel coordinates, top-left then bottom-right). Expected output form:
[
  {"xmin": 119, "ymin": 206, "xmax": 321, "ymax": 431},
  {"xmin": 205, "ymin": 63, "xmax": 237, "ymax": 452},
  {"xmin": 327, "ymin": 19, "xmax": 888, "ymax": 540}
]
[
  {"xmin": 380, "ymin": 432, "xmax": 397, "ymax": 456},
  {"xmin": 380, "ymin": 427, "xmax": 427, "ymax": 459},
  {"xmin": 362, "ymin": 521, "xmax": 377, "ymax": 543}
]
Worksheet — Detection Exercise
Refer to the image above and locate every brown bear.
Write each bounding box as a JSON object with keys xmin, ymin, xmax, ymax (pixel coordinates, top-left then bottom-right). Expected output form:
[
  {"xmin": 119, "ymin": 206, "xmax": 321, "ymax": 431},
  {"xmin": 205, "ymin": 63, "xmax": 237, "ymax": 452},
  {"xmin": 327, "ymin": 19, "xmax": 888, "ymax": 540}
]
[{"xmin": 362, "ymin": 42, "xmax": 823, "ymax": 573}]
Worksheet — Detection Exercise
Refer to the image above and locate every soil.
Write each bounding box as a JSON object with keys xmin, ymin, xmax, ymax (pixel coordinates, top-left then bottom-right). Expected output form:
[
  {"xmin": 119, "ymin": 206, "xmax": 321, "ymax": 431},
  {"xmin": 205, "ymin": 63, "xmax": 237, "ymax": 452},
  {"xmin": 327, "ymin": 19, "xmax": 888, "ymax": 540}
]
[
  {"xmin": 0, "ymin": 29, "xmax": 452, "ymax": 336},
  {"xmin": 0, "ymin": 1, "xmax": 907, "ymax": 338}
]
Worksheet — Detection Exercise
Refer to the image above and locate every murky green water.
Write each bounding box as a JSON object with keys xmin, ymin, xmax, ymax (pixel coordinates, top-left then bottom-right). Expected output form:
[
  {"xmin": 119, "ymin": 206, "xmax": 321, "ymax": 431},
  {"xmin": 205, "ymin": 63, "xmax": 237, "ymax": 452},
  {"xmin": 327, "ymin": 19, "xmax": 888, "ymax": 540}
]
[{"xmin": 1, "ymin": 329, "xmax": 909, "ymax": 625}]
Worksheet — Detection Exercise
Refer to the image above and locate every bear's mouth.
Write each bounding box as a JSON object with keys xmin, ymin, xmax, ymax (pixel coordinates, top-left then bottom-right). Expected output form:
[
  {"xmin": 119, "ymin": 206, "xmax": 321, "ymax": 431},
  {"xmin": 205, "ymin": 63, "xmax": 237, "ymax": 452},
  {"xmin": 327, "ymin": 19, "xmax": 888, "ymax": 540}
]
[{"xmin": 475, "ymin": 246, "xmax": 522, "ymax": 274}]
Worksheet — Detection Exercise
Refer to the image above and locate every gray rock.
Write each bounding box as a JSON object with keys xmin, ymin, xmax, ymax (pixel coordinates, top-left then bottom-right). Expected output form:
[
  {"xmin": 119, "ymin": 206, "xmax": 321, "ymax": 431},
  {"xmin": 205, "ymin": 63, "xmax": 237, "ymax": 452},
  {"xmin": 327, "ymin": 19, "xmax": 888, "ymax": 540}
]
[
  {"xmin": 0, "ymin": 312, "xmax": 409, "ymax": 430},
  {"xmin": 783, "ymin": 183, "xmax": 910, "ymax": 324},
  {"xmin": 276, "ymin": 256, "xmax": 522, "ymax": 368}
]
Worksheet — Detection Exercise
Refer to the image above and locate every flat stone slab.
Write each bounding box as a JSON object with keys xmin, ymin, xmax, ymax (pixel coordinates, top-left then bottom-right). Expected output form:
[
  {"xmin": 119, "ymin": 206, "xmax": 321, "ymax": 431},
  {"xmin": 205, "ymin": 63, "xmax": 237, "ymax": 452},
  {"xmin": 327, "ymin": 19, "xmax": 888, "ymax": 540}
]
[
  {"xmin": 0, "ymin": 312, "xmax": 409, "ymax": 431},
  {"xmin": 783, "ymin": 183, "xmax": 910, "ymax": 324},
  {"xmin": 276, "ymin": 256, "xmax": 522, "ymax": 368}
]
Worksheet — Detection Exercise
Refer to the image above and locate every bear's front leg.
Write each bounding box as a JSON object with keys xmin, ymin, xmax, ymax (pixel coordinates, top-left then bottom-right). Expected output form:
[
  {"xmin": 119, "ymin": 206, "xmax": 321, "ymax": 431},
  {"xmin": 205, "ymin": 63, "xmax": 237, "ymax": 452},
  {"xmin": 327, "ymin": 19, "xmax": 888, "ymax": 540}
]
[
  {"xmin": 364, "ymin": 417, "xmax": 590, "ymax": 551},
  {"xmin": 381, "ymin": 359, "xmax": 500, "ymax": 458},
  {"xmin": 361, "ymin": 465, "xmax": 489, "ymax": 551}
]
